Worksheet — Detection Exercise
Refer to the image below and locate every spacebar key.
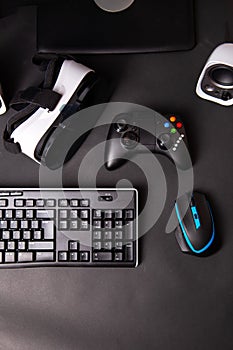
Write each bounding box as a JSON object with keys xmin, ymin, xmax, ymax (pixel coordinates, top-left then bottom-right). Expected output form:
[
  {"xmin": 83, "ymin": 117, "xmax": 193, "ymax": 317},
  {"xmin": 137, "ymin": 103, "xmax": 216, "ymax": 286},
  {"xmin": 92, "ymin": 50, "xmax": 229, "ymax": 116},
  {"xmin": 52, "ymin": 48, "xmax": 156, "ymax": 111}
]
[{"xmin": 28, "ymin": 241, "xmax": 54, "ymax": 250}]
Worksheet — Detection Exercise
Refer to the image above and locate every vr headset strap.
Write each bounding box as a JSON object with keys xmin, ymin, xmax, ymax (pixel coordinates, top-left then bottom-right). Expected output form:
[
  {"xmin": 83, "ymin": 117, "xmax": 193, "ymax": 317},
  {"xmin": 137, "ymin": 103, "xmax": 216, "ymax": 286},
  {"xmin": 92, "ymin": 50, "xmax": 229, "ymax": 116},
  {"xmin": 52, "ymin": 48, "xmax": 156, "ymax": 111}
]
[{"xmin": 4, "ymin": 57, "xmax": 62, "ymax": 154}]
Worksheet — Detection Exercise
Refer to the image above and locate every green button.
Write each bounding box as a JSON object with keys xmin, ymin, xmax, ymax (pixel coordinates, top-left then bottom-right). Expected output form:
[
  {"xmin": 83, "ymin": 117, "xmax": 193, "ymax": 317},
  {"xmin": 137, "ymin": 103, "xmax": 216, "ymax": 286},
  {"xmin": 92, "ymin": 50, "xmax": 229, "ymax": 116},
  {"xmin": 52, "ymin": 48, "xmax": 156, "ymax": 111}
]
[{"xmin": 171, "ymin": 128, "xmax": 177, "ymax": 134}]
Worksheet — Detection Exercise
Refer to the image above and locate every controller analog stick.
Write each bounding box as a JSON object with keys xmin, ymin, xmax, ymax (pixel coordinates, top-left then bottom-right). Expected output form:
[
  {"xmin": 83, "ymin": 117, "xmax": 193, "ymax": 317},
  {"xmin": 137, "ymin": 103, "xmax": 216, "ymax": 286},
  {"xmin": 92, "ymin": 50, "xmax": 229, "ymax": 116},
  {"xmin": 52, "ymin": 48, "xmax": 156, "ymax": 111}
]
[
  {"xmin": 121, "ymin": 131, "xmax": 139, "ymax": 149},
  {"xmin": 157, "ymin": 133, "xmax": 172, "ymax": 150},
  {"xmin": 114, "ymin": 119, "xmax": 128, "ymax": 133}
]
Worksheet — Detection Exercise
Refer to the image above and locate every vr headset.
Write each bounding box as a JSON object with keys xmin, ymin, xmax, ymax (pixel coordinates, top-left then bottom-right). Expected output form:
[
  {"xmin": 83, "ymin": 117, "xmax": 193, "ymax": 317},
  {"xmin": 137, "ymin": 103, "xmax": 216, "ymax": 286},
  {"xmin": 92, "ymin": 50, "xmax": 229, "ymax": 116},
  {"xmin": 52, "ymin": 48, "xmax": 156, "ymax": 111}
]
[{"xmin": 4, "ymin": 56, "xmax": 108, "ymax": 169}]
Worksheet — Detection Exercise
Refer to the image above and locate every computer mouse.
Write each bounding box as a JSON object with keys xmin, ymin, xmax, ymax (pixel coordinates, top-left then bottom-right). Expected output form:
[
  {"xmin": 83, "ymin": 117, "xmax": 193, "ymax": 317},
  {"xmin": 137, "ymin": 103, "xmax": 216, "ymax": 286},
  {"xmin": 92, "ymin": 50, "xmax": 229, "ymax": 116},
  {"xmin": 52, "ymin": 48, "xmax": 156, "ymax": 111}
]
[{"xmin": 174, "ymin": 192, "xmax": 215, "ymax": 255}]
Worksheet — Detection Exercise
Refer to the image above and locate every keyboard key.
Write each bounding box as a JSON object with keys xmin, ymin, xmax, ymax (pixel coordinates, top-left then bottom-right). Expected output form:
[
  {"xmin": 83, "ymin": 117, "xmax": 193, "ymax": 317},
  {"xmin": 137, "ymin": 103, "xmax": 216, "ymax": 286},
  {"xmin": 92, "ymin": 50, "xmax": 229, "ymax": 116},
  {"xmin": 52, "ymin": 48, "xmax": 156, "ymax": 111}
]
[
  {"xmin": 7, "ymin": 241, "xmax": 16, "ymax": 251},
  {"xmin": 93, "ymin": 221, "xmax": 102, "ymax": 229},
  {"xmin": 5, "ymin": 252, "xmax": 15, "ymax": 263},
  {"xmin": 0, "ymin": 252, "xmax": 2, "ymax": 263},
  {"xmin": 93, "ymin": 252, "xmax": 112, "ymax": 261},
  {"xmin": 31, "ymin": 220, "xmax": 39, "ymax": 229},
  {"xmin": 58, "ymin": 251, "xmax": 68, "ymax": 261},
  {"xmin": 18, "ymin": 241, "xmax": 26, "ymax": 250},
  {"xmin": 115, "ymin": 241, "xmax": 123, "ymax": 250},
  {"xmin": 5, "ymin": 210, "xmax": 13, "ymax": 218},
  {"xmin": 23, "ymin": 231, "xmax": 31, "ymax": 240},
  {"xmin": 16, "ymin": 210, "xmax": 24, "ymax": 219},
  {"xmin": 80, "ymin": 199, "xmax": 89, "ymax": 207},
  {"xmin": 18, "ymin": 252, "xmax": 33, "ymax": 262},
  {"xmin": 125, "ymin": 221, "xmax": 134, "ymax": 240},
  {"xmin": 80, "ymin": 221, "xmax": 89, "ymax": 230},
  {"xmin": 21, "ymin": 220, "xmax": 29, "ymax": 229},
  {"xmin": 0, "ymin": 210, "xmax": 2, "ymax": 218},
  {"xmin": 70, "ymin": 221, "xmax": 78, "ymax": 230},
  {"xmin": 2, "ymin": 230, "xmax": 10, "ymax": 239},
  {"xmin": 28, "ymin": 241, "xmax": 54, "ymax": 250},
  {"xmin": 59, "ymin": 199, "xmax": 69, "ymax": 207},
  {"xmin": 104, "ymin": 221, "xmax": 112, "ymax": 229},
  {"xmin": 93, "ymin": 231, "xmax": 101, "ymax": 240},
  {"xmin": 15, "ymin": 199, "xmax": 24, "ymax": 207},
  {"xmin": 69, "ymin": 252, "xmax": 78, "ymax": 261},
  {"xmin": 69, "ymin": 241, "xmax": 79, "ymax": 251},
  {"xmin": 104, "ymin": 210, "xmax": 113, "ymax": 219},
  {"xmin": 41, "ymin": 221, "xmax": 54, "ymax": 240},
  {"xmin": 10, "ymin": 220, "xmax": 18, "ymax": 229},
  {"xmin": 36, "ymin": 252, "xmax": 54, "ymax": 262},
  {"xmin": 0, "ymin": 192, "xmax": 10, "ymax": 196},
  {"xmin": 26, "ymin": 210, "xmax": 34, "ymax": 219},
  {"xmin": 46, "ymin": 199, "xmax": 56, "ymax": 207},
  {"xmin": 93, "ymin": 210, "xmax": 102, "ymax": 219},
  {"xmin": 124, "ymin": 242, "xmax": 134, "ymax": 261},
  {"xmin": 115, "ymin": 221, "xmax": 123, "ymax": 229},
  {"xmin": 10, "ymin": 191, "xmax": 23, "ymax": 196},
  {"xmin": 124, "ymin": 210, "xmax": 134, "ymax": 219},
  {"xmin": 59, "ymin": 221, "xmax": 68, "ymax": 230},
  {"xmin": 0, "ymin": 221, "xmax": 8, "ymax": 229},
  {"xmin": 12, "ymin": 231, "xmax": 21, "ymax": 240},
  {"xmin": 36, "ymin": 199, "xmax": 44, "ymax": 207},
  {"xmin": 70, "ymin": 199, "xmax": 79, "ymax": 207},
  {"xmin": 70, "ymin": 210, "xmax": 78, "ymax": 219},
  {"xmin": 0, "ymin": 242, "xmax": 5, "ymax": 250},
  {"xmin": 80, "ymin": 210, "xmax": 89, "ymax": 219},
  {"xmin": 103, "ymin": 231, "xmax": 112, "ymax": 240},
  {"xmin": 103, "ymin": 242, "xmax": 112, "ymax": 250},
  {"xmin": 115, "ymin": 210, "xmax": 123, "ymax": 219},
  {"xmin": 93, "ymin": 241, "xmax": 102, "ymax": 250},
  {"xmin": 79, "ymin": 251, "xmax": 90, "ymax": 262},
  {"xmin": 33, "ymin": 230, "xmax": 42, "ymax": 240},
  {"xmin": 36, "ymin": 210, "xmax": 54, "ymax": 219},
  {"xmin": 0, "ymin": 199, "xmax": 8, "ymax": 207},
  {"xmin": 115, "ymin": 231, "xmax": 123, "ymax": 240},
  {"xmin": 59, "ymin": 210, "xmax": 68, "ymax": 219},
  {"xmin": 114, "ymin": 252, "xmax": 123, "ymax": 261},
  {"xmin": 26, "ymin": 200, "xmax": 34, "ymax": 207}
]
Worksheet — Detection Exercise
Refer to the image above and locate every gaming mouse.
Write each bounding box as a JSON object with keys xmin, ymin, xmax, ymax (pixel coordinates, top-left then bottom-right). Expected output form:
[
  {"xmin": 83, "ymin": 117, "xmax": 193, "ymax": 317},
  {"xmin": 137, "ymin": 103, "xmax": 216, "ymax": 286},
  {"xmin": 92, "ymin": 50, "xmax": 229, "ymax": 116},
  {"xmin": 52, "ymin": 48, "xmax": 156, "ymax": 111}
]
[{"xmin": 174, "ymin": 192, "xmax": 215, "ymax": 255}]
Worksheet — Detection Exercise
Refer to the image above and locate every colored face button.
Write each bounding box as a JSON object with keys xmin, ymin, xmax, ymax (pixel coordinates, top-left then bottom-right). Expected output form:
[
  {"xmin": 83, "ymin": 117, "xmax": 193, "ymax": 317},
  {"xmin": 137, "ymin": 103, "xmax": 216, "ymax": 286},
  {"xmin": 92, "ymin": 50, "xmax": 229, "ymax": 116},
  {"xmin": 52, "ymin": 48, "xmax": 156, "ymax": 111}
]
[
  {"xmin": 176, "ymin": 122, "xmax": 183, "ymax": 129},
  {"xmin": 170, "ymin": 128, "xmax": 177, "ymax": 134},
  {"xmin": 170, "ymin": 116, "xmax": 176, "ymax": 122},
  {"xmin": 164, "ymin": 122, "xmax": 170, "ymax": 128}
]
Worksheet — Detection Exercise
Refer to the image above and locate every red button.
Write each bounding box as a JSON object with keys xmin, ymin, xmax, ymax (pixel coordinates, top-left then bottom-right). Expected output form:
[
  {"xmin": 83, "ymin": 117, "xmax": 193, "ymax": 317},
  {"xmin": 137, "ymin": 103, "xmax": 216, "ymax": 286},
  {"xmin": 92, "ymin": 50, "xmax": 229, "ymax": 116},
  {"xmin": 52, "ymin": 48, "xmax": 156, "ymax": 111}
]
[{"xmin": 176, "ymin": 122, "xmax": 183, "ymax": 129}]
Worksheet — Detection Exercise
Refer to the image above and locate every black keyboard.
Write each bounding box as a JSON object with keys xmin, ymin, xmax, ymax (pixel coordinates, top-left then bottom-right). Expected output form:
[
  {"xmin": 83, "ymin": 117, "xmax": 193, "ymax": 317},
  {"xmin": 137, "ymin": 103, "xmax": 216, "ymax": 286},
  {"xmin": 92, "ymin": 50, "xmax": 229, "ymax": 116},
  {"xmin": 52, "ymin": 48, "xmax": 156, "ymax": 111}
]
[{"xmin": 0, "ymin": 189, "xmax": 138, "ymax": 268}]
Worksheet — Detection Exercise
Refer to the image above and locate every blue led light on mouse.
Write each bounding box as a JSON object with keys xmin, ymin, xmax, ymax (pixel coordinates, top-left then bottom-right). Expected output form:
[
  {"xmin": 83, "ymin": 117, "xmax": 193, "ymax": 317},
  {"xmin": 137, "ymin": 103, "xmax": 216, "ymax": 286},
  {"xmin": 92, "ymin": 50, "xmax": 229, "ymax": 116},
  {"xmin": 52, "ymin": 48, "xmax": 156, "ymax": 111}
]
[{"xmin": 190, "ymin": 197, "xmax": 201, "ymax": 230}]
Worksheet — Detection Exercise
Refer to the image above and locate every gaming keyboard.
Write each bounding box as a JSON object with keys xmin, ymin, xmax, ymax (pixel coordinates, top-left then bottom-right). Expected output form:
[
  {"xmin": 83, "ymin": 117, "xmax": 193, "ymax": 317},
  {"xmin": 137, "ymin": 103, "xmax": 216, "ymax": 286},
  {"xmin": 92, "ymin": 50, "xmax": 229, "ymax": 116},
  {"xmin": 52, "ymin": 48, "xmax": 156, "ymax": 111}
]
[{"xmin": 0, "ymin": 189, "xmax": 138, "ymax": 268}]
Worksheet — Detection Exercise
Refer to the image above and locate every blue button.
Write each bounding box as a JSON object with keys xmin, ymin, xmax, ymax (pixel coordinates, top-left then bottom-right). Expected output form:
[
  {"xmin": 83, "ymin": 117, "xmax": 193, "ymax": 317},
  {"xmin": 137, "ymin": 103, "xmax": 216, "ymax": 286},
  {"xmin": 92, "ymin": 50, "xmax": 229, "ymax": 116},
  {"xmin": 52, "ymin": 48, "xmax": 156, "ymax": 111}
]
[{"xmin": 164, "ymin": 122, "xmax": 170, "ymax": 128}]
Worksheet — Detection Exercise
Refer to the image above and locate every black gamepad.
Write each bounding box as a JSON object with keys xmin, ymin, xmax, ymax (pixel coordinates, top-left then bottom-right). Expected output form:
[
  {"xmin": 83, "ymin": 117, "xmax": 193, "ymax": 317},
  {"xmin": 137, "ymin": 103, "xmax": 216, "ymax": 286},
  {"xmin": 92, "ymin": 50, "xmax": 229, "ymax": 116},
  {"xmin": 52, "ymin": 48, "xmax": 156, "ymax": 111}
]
[{"xmin": 105, "ymin": 112, "xmax": 191, "ymax": 170}]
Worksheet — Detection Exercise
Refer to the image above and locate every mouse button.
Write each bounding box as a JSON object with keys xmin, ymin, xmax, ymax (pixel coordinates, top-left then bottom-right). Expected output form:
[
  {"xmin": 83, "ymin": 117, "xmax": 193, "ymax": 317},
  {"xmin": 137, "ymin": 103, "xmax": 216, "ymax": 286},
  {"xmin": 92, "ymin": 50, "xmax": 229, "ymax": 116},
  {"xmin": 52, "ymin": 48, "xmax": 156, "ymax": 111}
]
[{"xmin": 175, "ymin": 227, "xmax": 190, "ymax": 252}]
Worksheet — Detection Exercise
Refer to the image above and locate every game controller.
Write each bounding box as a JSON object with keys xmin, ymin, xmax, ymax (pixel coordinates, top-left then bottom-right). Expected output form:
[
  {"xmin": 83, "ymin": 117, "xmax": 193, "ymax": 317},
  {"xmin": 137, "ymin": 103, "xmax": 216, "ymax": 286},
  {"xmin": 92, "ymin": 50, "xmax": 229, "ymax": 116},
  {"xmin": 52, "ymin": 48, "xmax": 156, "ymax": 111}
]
[{"xmin": 105, "ymin": 112, "xmax": 191, "ymax": 171}]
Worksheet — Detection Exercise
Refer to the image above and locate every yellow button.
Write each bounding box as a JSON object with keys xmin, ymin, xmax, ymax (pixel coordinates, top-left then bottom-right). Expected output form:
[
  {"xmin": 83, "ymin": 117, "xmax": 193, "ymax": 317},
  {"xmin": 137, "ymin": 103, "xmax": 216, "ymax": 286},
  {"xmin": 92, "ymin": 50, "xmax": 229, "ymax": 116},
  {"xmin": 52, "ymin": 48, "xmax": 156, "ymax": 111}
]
[{"xmin": 170, "ymin": 116, "xmax": 176, "ymax": 122}]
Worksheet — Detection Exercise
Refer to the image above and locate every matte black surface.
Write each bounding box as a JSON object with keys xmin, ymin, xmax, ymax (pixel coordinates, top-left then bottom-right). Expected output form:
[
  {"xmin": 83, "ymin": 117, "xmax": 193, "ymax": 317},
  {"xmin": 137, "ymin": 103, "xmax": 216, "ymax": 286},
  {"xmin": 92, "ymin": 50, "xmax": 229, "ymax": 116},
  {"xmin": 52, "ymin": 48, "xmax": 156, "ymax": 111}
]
[
  {"xmin": 37, "ymin": 0, "xmax": 195, "ymax": 53},
  {"xmin": 0, "ymin": 1, "xmax": 233, "ymax": 350}
]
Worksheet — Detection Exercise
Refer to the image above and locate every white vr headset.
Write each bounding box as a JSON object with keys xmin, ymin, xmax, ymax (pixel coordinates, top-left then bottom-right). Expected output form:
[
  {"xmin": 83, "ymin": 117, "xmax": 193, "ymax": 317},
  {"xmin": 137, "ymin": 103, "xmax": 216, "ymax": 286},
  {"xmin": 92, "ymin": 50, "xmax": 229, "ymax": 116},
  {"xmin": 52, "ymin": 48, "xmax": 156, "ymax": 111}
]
[{"xmin": 4, "ymin": 57, "xmax": 106, "ymax": 169}]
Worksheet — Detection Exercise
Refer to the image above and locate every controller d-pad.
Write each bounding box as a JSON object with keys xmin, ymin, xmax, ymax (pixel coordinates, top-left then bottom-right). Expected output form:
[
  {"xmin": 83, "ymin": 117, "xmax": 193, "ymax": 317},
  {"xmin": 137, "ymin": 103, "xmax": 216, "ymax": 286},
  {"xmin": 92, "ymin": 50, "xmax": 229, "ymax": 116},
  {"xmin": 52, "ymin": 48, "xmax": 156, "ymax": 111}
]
[{"xmin": 157, "ymin": 133, "xmax": 172, "ymax": 150}]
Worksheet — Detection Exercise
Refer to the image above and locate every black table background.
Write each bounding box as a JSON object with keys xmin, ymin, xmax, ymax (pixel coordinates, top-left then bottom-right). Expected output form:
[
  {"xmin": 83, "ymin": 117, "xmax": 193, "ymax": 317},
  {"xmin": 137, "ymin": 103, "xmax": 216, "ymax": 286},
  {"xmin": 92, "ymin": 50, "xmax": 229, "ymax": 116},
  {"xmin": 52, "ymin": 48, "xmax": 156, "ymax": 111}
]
[{"xmin": 0, "ymin": 1, "xmax": 233, "ymax": 349}]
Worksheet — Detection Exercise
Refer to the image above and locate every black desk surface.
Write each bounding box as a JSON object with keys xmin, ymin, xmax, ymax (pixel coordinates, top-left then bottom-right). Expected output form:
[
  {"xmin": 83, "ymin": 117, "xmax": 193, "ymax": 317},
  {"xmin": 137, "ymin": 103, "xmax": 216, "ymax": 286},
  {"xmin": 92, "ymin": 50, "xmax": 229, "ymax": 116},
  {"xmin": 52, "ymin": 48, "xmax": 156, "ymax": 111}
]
[{"xmin": 0, "ymin": 1, "xmax": 233, "ymax": 349}]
